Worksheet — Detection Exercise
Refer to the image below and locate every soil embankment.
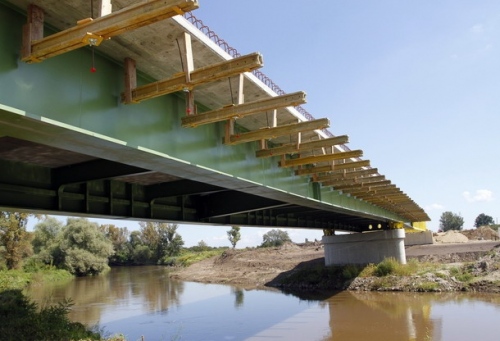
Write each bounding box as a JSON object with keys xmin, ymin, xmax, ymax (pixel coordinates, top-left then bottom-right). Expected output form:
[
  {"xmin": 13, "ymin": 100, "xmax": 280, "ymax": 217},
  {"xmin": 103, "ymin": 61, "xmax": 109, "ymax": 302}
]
[{"xmin": 172, "ymin": 229, "xmax": 500, "ymax": 293}]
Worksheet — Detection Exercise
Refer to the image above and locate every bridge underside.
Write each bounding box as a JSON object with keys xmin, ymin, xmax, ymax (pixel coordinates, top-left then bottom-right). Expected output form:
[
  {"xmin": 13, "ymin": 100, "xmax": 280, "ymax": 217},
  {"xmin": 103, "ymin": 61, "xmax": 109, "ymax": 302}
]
[{"xmin": 0, "ymin": 106, "xmax": 393, "ymax": 233}]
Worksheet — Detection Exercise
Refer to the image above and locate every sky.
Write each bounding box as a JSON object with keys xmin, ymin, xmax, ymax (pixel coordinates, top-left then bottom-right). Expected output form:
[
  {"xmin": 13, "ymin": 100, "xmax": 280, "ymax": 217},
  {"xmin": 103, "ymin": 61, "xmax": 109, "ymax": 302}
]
[{"xmin": 30, "ymin": 1, "xmax": 500, "ymax": 247}]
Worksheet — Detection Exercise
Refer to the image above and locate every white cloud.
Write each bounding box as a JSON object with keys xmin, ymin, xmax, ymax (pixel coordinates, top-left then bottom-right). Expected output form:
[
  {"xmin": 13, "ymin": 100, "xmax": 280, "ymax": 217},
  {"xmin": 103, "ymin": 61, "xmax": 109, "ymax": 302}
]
[
  {"xmin": 463, "ymin": 189, "xmax": 494, "ymax": 203},
  {"xmin": 426, "ymin": 203, "xmax": 444, "ymax": 211},
  {"xmin": 470, "ymin": 24, "xmax": 484, "ymax": 34}
]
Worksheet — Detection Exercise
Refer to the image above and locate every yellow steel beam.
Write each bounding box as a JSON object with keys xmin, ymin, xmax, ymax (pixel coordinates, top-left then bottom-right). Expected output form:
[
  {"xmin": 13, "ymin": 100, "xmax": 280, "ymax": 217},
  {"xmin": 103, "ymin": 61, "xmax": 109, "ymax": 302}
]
[
  {"xmin": 127, "ymin": 52, "xmax": 264, "ymax": 104},
  {"xmin": 226, "ymin": 118, "xmax": 329, "ymax": 145},
  {"xmin": 181, "ymin": 91, "xmax": 305, "ymax": 127},
  {"xmin": 255, "ymin": 135, "xmax": 348, "ymax": 158},
  {"xmin": 279, "ymin": 149, "xmax": 362, "ymax": 168},
  {"xmin": 22, "ymin": 0, "xmax": 199, "ymax": 63}
]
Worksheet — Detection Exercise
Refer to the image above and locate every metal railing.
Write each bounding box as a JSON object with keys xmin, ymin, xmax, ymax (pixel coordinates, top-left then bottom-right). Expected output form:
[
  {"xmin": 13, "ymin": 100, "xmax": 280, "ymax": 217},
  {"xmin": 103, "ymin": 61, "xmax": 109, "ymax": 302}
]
[{"xmin": 183, "ymin": 12, "xmax": 336, "ymax": 138}]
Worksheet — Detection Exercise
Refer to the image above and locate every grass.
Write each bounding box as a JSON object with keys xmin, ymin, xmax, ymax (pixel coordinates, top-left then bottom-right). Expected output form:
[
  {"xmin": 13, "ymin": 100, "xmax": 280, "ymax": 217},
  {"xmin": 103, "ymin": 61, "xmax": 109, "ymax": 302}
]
[
  {"xmin": 416, "ymin": 281, "xmax": 440, "ymax": 292},
  {"xmin": 449, "ymin": 265, "xmax": 474, "ymax": 283},
  {"xmin": 358, "ymin": 258, "xmax": 424, "ymax": 278},
  {"xmin": 162, "ymin": 249, "xmax": 226, "ymax": 267},
  {"xmin": 0, "ymin": 266, "xmax": 72, "ymax": 292}
]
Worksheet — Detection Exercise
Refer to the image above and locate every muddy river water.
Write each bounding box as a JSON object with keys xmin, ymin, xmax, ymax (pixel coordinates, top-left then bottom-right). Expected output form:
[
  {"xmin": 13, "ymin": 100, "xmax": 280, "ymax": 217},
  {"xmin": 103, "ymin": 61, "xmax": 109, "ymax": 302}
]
[{"xmin": 26, "ymin": 266, "xmax": 500, "ymax": 340}]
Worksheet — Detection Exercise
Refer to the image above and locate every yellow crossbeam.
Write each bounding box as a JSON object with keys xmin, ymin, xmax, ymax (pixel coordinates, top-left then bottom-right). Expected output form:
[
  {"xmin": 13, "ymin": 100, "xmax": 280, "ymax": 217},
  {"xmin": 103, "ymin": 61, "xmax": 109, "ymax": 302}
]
[
  {"xmin": 126, "ymin": 52, "xmax": 264, "ymax": 103},
  {"xmin": 226, "ymin": 118, "xmax": 329, "ymax": 145},
  {"xmin": 255, "ymin": 135, "xmax": 348, "ymax": 158},
  {"xmin": 314, "ymin": 168, "xmax": 378, "ymax": 182},
  {"xmin": 22, "ymin": 0, "xmax": 199, "ymax": 63},
  {"xmin": 280, "ymin": 149, "xmax": 362, "ymax": 168},
  {"xmin": 181, "ymin": 91, "xmax": 305, "ymax": 127},
  {"xmin": 331, "ymin": 179, "xmax": 391, "ymax": 191},
  {"xmin": 324, "ymin": 176, "xmax": 387, "ymax": 188},
  {"xmin": 294, "ymin": 160, "xmax": 370, "ymax": 176}
]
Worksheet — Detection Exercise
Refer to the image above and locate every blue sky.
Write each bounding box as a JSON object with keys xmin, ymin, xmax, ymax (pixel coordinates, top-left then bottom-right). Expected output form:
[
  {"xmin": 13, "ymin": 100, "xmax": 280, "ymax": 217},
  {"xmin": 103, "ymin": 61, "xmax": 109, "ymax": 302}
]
[{"xmin": 32, "ymin": 1, "xmax": 500, "ymax": 247}]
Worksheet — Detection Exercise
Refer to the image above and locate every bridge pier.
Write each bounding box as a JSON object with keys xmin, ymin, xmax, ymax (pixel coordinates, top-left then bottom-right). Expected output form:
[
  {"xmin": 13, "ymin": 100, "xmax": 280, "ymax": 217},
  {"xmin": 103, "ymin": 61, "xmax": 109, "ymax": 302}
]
[{"xmin": 322, "ymin": 229, "xmax": 406, "ymax": 266}]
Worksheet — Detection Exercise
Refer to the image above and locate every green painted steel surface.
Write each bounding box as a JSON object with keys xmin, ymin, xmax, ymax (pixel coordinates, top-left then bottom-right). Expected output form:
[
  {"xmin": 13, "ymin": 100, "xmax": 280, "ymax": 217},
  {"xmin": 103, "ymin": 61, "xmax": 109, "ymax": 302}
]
[{"xmin": 0, "ymin": 3, "xmax": 407, "ymax": 227}]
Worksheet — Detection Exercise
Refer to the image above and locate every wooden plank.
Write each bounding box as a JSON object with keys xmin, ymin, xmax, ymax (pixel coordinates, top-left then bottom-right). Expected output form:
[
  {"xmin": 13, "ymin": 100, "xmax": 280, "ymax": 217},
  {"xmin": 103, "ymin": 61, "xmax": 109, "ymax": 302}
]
[
  {"xmin": 128, "ymin": 52, "xmax": 263, "ymax": 103},
  {"xmin": 294, "ymin": 160, "xmax": 370, "ymax": 176},
  {"xmin": 22, "ymin": 0, "xmax": 200, "ymax": 63},
  {"xmin": 279, "ymin": 149, "xmax": 362, "ymax": 168},
  {"xmin": 256, "ymin": 135, "xmax": 349, "ymax": 158},
  {"xmin": 314, "ymin": 168, "xmax": 378, "ymax": 182},
  {"xmin": 226, "ymin": 118, "xmax": 329, "ymax": 145},
  {"xmin": 182, "ymin": 91, "xmax": 305, "ymax": 127},
  {"xmin": 330, "ymin": 179, "xmax": 391, "ymax": 190},
  {"xmin": 323, "ymin": 175, "xmax": 387, "ymax": 188},
  {"xmin": 353, "ymin": 187, "xmax": 400, "ymax": 197}
]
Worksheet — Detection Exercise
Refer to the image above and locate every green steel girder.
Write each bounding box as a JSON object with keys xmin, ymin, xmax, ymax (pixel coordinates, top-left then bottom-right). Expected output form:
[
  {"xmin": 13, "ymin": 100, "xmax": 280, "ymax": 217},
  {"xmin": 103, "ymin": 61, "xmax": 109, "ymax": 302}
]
[
  {"xmin": 145, "ymin": 180, "xmax": 224, "ymax": 201},
  {"xmin": 196, "ymin": 190, "xmax": 290, "ymax": 220},
  {"xmin": 0, "ymin": 157, "xmax": 387, "ymax": 230},
  {"xmin": 53, "ymin": 159, "xmax": 150, "ymax": 186}
]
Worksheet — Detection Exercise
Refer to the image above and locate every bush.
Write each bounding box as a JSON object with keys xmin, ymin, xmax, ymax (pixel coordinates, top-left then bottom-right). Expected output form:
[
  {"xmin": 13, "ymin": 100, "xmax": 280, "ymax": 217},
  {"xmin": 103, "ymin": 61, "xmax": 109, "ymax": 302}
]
[
  {"xmin": 0, "ymin": 289, "xmax": 100, "ymax": 340},
  {"xmin": 261, "ymin": 229, "xmax": 291, "ymax": 248},
  {"xmin": 374, "ymin": 258, "xmax": 398, "ymax": 276}
]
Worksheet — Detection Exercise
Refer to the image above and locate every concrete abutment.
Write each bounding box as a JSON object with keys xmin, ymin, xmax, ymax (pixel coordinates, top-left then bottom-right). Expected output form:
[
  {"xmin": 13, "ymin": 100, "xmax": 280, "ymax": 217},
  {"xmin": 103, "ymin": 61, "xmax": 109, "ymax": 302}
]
[{"xmin": 322, "ymin": 229, "xmax": 406, "ymax": 266}]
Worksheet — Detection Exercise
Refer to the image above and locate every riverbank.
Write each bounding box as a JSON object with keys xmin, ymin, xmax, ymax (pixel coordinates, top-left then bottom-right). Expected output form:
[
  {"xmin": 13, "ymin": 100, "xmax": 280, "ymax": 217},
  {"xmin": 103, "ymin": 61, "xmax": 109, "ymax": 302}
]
[{"xmin": 171, "ymin": 238, "xmax": 500, "ymax": 293}]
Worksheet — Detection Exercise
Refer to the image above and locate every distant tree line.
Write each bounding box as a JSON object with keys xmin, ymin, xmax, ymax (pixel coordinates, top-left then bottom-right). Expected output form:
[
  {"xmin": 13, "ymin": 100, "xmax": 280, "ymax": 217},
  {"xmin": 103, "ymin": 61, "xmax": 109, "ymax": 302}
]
[
  {"xmin": 1, "ymin": 212, "xmax": 296, "ymax": 276},
  {"xmin": 0, "ymin": 214, "xmax": 185, "ymax": 275},
  {"xmin": 439, "ymin": 212, "xmax": 498, "ymax": 232}
]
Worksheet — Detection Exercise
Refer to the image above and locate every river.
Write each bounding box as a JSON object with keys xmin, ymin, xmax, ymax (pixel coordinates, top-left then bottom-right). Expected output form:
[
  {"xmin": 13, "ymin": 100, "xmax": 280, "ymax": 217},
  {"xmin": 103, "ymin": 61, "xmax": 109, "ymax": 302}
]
[{"xmin": 26, "ymin": 266, "xmax": 500, "ymax": 341}]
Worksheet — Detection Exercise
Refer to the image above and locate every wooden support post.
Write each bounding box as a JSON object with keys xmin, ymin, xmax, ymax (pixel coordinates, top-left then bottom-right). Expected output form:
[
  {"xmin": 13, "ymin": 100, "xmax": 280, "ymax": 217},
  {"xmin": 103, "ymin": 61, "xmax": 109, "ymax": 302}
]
[
  {"xmin": 125, "ymin": 52, "xmax": 263, "ymax": 104},
  {"xmin": 182, "ymin": 91, "xmax": 306, "ymax": 127},
  {"xmin": 224, "ymin": 118, "xmax": 235, "ymax": 144},
  {"xmin": 256, "ymin": 135, "xmax": 349, "ymax": 158},
  {"xmin": 177, "ymin": 32, "xmax": 196, "ymax": 115},
  {"xmin": 123, "ymin": 58, "xmax": 137, "ymax": 104},
  {"xmin": 279, "ymin": 149, "xmax": 362, "ymax": 168},
  {"xmin": 226, "ymin": 118, "xmax": 329, "ymax": 146},
  {"xmin": 22, "ymin": 0, "xmax": 199, "ymax": 63},
  {"xmin": 21, "ymin": 4, "xmax": 44, "ymax": 62}
]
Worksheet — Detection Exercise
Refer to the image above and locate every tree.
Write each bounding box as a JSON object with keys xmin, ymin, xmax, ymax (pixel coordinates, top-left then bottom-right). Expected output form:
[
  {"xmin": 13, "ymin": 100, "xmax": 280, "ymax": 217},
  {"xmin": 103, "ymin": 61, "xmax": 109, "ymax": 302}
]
[
  {"xmin": 32, "ymin": 216, "xmax": 63, "ymax": 265},
  {"xmin": 439, "ymin": 211, "xmax": 464, "ymax": 232},
  {"xmin": 0, "ymin": 212, "xmax": 33, "ymax": 269},
  {"xmin": 159, "ymin": 223, "xmax": 184, "ymax": 258},
  {"xmin": 138, "ymin": 222, "xmax": 184, "ymax": 263},
  {"xmin": 474, "ymin": 213, "xmax": 494, "ymax": 228},
  {"xmin": 227, "ymin": 226, "xmax": 241, "ymax": 249},
  {"xmin": 57, "ymin": 218, "xmax": 114, "ymax": 276},
  {"xmin": 101, "ymin": 224, "xmax": 131, "ymax": 265},
  {"xmin": 261, "ymin": 229, "xmax": 291, "ymax": 247}
]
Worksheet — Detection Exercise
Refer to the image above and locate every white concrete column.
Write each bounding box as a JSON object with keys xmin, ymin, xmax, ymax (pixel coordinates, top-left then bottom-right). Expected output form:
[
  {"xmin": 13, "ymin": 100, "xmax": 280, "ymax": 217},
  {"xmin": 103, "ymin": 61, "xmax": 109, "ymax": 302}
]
[{"xmin": 322, "ymin": 229, "xmax": 406, "ymax": 266}]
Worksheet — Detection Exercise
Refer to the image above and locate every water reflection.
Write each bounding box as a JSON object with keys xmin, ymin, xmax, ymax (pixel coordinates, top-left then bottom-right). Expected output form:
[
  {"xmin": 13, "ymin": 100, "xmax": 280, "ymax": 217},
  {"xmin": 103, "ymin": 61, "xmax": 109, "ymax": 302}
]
[
  {"xmin": 327, "ymin": 292, "xmax": 440, "ymax": 341},
  {"xmin": 25, "ymin": 267, "xmax": 500, "ymax": 341},
  {"xmin": 232, "ymin": 287, "xmax": 244, "ymax": 309},
  {"xmin": 27, "ymin": 266, "xmax": 184, "ymax": 326}
]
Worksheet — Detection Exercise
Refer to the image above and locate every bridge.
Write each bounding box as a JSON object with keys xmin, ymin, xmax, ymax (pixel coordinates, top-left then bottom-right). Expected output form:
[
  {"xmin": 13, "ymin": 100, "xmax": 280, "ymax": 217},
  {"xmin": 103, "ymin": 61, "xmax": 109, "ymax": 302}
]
[{"xmin": 0, "ymin": 0, "xmax": 429, "ymax": 264}]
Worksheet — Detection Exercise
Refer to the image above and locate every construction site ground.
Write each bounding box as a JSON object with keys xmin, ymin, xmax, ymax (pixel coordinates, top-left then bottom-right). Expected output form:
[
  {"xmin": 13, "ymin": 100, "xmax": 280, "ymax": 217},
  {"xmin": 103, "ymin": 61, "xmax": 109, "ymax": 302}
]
[{"xmin": 171, "ymin": 228, "xmax": 500, "ymax": 292}]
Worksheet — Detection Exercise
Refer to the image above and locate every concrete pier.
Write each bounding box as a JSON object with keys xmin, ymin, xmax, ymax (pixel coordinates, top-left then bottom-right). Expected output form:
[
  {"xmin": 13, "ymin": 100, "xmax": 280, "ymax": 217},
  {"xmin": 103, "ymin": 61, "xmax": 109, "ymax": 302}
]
[{"xmin": 322, "ymin": 229, "xmax": 406, "ymax": 266}]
